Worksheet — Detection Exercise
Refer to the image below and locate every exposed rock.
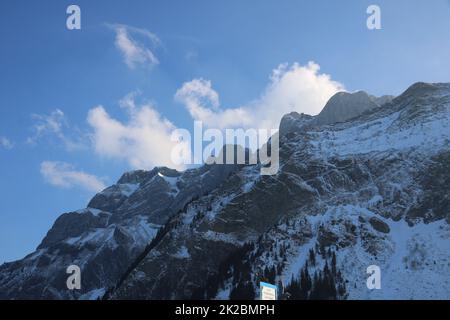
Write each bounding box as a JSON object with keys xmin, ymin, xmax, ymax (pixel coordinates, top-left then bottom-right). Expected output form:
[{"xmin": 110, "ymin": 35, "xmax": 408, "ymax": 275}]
[
  {"xmin": 315, "ymin": 90, "xmax": 379, "ymax": 125},
  {"xmin": 369, "ymin": 217, "xmax": 390, "ymax": 233},
  {"xmin": 1, "ymin": 82, "xmax": 450, "ymax": 300}
]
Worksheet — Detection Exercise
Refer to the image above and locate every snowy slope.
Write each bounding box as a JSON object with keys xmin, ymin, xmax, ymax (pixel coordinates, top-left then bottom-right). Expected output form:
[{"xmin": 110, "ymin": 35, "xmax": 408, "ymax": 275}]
[
  {"xmin": 1, "ymin": 82, "xmax": 449, "ymax": 300},
  {"xmin": 112, "ymin": 82, "xmax": 450, "ymax": 300}
]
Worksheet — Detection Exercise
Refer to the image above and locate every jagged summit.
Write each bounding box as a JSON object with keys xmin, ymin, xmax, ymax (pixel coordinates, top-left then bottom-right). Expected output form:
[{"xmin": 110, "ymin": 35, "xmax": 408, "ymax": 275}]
[
  {"xmin": 117, "ymin": 169, "xmax": 152, "ymax": 185},
  {"xmin": 118, "ymin": 167, "xmax": 181, "ymax": 185}
]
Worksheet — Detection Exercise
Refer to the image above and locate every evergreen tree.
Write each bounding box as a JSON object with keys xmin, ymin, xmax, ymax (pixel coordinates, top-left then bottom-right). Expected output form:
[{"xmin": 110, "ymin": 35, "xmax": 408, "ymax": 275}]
[
  {"xmin": 331, "ymin": 251, "xmax": 337, "ymax": 275},
  {"xmin": 229, "ymin": 281, "xmax": 255, "ymax": 300},
  {"xmin": 306, "ymin": 268, "xmax": 312, "ymax": 292},
  {"xmin": 324, "ymin": 261, "xmax": 329, "ymax": 275},
  {"xmin": 308, "ymin": 248, "xmax": 316, "ymax": 265}
]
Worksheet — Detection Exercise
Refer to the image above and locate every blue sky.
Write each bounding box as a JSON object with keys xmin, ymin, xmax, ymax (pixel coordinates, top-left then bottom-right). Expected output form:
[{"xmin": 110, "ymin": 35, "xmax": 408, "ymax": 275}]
[{"xmin": 1, "ymin": 0, "xmax": 450, "ymax": 263}]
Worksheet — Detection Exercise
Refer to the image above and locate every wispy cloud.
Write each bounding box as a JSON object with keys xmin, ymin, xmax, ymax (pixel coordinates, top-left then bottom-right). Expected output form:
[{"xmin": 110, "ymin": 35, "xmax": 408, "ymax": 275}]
[
  {"xmin": 40, "ymin": 161, "xmax": 106, "ymax": 193},
  {"xmin": 87, "ymin": 92, "xmax": 188, "ymax": 170},
  {"xmin": 27, "ymin": 109, "xmax": 86, "ymax": 151},
  {"xmin": 0, "ymin": 136, "xmax": 13, "ymax": 149},
  {"xmin": 108, "ymin": 23, "xmax": 160, "ymax": 70},
  {"xmin": 175, "ymin": 61, "xmax": 344, "ymax": 130}
]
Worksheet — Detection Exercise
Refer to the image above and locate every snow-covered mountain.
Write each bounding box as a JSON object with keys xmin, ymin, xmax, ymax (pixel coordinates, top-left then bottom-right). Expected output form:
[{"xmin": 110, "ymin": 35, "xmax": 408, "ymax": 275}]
[
  {"xmin": 0, "ymin": 165, "xmax": 240, "ymax": 299},
  {"xmin": 1, "ymin": 82, "xmax": 449, "ymax": 300}
]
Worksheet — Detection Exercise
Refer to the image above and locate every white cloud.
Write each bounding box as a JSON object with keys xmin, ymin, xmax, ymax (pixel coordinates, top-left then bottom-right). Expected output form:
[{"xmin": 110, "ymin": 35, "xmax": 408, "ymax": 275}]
[
  {"xmin": 31, "ymin": 61, "xmax": 343, "ymax": 174},
  {"xmin": 28, "ymin": 109, "xmax": 65, "ymax": 141},
  {"xmin": 174, "ymin": 78, "xmax": 220, "ymax": 121},
  {"xmin": 110, "ymin": 24, "xmax": 160, "ymax": 69},
  {"xmin": 175, "ymin": 61, "xmax": 344, "ymax": 130},
  {"xmin": 85, "ymin": 62, "xmax": 343, "ymax": 171},
  {"xmin": 0, "ymin": 136, "xmax": 13, "ymax": 149},
  {"xmin": 87, "ymin": 93, "xmax": 186, "ymax": 170},
  {"xmin": 118, "ymin": 90, "xmax": 141, "ymax": 111},
  {"xmin": 27, "ymin": 109, "xmax": 85, "ymax": 151},
  {"xmin": 40, "ymin": 161, "xmax": 106, "ymax": 193}
]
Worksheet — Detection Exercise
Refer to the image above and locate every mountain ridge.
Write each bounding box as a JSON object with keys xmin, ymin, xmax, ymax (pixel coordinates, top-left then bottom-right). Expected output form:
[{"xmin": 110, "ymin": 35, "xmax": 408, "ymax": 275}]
[{"xmin": 1, "ymin": 81, "xmax": 449, "ymax": 300}]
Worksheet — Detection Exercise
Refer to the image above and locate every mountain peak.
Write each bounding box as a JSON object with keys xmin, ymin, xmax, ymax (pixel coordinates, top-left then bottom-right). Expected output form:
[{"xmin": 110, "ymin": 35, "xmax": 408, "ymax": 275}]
[
  {"xmin": 2, "ymin": 81, "xmax": 450, "ymax": 300},
  {"xmin": 315, "ymin": 90, "xmax": 379, "ymax": 125},
  {"xmin": 117, "ymin": 170, "xmax": 152, "ymax": 184},
  {"xmin": 395, "ymin": 82, "xmax": 448, "ymax": 102}
]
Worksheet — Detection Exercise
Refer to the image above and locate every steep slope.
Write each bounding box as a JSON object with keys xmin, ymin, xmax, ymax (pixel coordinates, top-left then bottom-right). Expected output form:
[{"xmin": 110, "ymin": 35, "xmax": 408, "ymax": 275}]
[
  {"xmin": 0, "ymin": 165, "xmax": 239, "ymax": 299},
  {"xmin": 111, "ymin": 82, "xmax": 450, "ymax": 299}
]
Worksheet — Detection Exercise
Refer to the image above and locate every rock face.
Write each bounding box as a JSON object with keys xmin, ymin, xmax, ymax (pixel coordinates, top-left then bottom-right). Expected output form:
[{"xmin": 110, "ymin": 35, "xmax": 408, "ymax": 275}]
[
  {"xmin": 0, "ymin": 164, "xmax": 239, "ymax": 299},
  {"xmin": 279, "ymin": 112, "xmax": 314, "ymax": 136},
  {"xmin": 370, "ymin": 94, "xmax": 395, "ymax": 107},
  {"xmin": 315, "ymin": 91, "xmax": 379, "ymax": 125},
  {"xmin": 369, "ymin": 217, "xmax": 390, "ymax": 234},
  {"xmin": 1, "ymin": 82, "xmax": 450, "ymax": 300}
]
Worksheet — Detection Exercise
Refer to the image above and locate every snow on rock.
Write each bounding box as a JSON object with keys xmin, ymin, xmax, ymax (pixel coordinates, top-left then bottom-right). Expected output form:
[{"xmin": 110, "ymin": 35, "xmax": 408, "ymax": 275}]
[
  {"xmin": 172, "ymin": 246, "xmax": 190, "ymax": 259},
  {"xmin": 79, "ymin": 287, "xmax": 106, "ymax": 300},
  {"xmin": 157, "ymin": 172, "xmax": 180, "ymax": 194},
  {"xmin": 118, "ymin": 183, "xmax": 140, "ymax": 197},
  {"xmin": 311, "ymin": 103, "xmax": 450, "ymax": 158}
]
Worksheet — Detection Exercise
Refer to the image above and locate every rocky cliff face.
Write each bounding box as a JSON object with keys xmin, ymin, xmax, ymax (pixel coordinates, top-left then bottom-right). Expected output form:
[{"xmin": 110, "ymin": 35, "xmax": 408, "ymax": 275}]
[
  {"xmin": 0, "ymin": 164, "xmax": 239, "ymax": 299},
  {"xmin": 1, "ymin": 82, "xmax": 449, "ymax": 300}
]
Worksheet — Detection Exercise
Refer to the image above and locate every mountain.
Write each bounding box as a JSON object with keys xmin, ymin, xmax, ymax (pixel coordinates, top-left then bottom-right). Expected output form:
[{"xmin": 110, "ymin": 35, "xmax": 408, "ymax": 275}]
[
  {"xmin": 315, "ymin": 90, "xmax": 380, "ymax": 125},
  {"xmin": 1, "ymin": 82, "xmax": 449, "ymax": 300},
  {"xmin": 0, "ymin": 164, "xmax": 240, "ymax": 299}
]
